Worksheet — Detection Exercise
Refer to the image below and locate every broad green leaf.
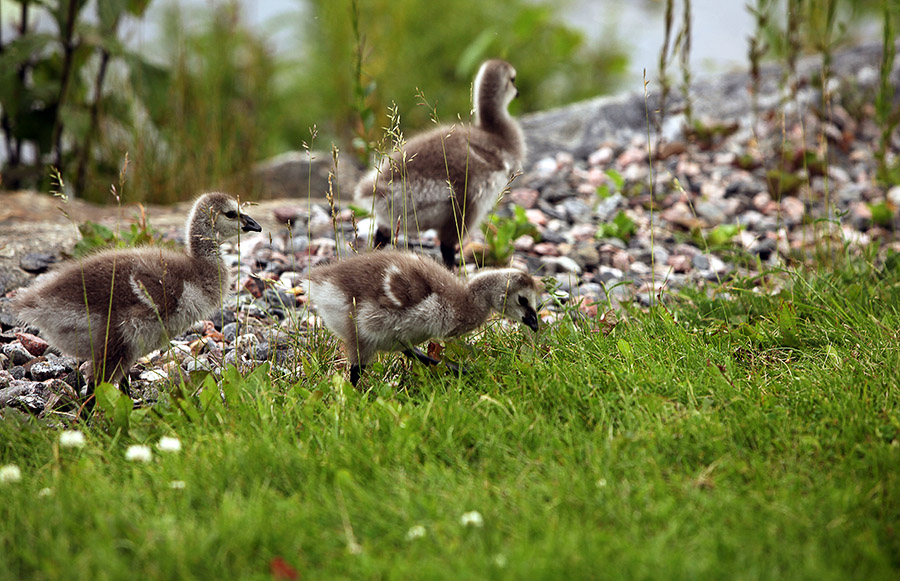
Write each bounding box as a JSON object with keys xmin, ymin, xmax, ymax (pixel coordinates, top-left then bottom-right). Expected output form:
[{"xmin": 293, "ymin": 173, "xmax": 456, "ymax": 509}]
[
  {"xmin": 0, "ymin": 34, "xmax": 57, "ymax": 72},
  {"xmin": 94, "ymin": 382, "xmax": 121, "ymax": 416},
  {"xmin": 456, "ymin": 29, "xmax": 496, "ymax": 78},
  {"xmin": 617, "ymin": 339, "xmax": 634, "ymax": 362},
  {"xmin": 113, "ymin": 391, "xmax": 132, "ymax": 432},
  {"xmin": 606, "ymin": 169, "xmax": 625, "ymax": 190}
]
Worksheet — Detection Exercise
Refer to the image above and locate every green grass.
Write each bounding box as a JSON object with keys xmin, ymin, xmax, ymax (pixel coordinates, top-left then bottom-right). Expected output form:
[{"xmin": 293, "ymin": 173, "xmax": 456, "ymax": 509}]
[{"xmin": 2, "ymin": 255, "xmax": 900, "ymax": 579}]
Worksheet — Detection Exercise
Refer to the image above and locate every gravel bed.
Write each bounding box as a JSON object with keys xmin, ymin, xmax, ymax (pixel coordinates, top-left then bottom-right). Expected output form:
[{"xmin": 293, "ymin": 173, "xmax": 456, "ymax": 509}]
[{"xmin": 1, "ymin": 53, "xmax": 898, "ymax": 416}]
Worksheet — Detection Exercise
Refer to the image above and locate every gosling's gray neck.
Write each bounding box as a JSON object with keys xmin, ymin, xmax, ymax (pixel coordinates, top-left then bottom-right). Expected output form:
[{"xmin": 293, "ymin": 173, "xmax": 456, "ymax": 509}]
[
  {"xmin": 474, "ymin": 93, "xmax": 524, "ymax": 162},
  {"xmin": 187, "ymin": 212, "xmax": 222, "ymax": 264},
  {"xmin": 459, "ymin": 274, "xmax": 502, "ymax": 333},
  {"xmin": 475, "ymin": 93, "xmax": 512, "ymax": 135}
]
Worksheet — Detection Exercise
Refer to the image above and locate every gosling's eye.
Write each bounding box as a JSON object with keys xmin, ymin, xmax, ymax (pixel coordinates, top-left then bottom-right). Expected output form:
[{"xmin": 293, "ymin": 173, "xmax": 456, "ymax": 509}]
[
  {"xmin": 510, "ymin": 75, "xmax": 517, "ymax": 86},
  {"xmin": 517, "ymin": 295, "xmax": 529, "ymax": 307},
  {"xmin": 224, "ymin": 210, "xmax": 238, "ymax": 219}
]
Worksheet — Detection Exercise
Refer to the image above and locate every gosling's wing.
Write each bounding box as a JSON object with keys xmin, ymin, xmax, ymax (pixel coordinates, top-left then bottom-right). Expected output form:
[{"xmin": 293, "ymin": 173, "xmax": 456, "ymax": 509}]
[
  {"xmin": 15, "ymin": 251, "xmax": 139, "ymax": 313},
  {"xmin": 405, "ymin": 127, "xmax": 502, "ymax": 182},
  {"xmin": 376, "ymin": 257, "xmax": 438, "ymax": 311}
]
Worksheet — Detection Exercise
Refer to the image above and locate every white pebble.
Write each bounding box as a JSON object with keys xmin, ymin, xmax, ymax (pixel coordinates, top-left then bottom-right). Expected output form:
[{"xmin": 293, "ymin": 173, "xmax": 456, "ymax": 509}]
[{"xmin": 140, "ymin": 369, "xmax": 168, "ymax": 382}]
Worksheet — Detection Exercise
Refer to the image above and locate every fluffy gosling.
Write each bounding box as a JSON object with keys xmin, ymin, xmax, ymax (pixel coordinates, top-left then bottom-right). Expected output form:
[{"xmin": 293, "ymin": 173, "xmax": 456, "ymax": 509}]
[
  {"xmin": 303, "ymin": 249, "xmax": 540, "ymax": 385},
  {"xmin": 355, "ymin": 59, "xmax": 526, "ymax": 269},
  {"xmin": 12, "ymin": 192, "xmax": 261, "ymax": 387}
]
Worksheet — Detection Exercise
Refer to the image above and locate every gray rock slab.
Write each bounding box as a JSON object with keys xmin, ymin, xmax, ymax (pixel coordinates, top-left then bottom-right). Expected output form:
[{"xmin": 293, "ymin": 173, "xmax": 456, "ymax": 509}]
[{"xmin": 252, "ymin": 151, "xmax": 365, "ymax": 200}]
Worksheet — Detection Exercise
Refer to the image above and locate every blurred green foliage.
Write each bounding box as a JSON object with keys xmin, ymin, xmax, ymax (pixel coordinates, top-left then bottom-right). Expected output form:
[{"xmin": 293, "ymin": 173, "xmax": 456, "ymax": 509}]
[
  {"xmin": 596, "ymin": 210, "xmax": 636, "ymax": 242},
  {"xmin": 0, "ymin": 0, "xmax": 893, "ymax": 205},
  {"xmin": 755, "ymin": 0, "xmax": 883, "ymax": 60},
  {"xmin": 0, "ymin": 0, "xmax": 628, "ymax": 203},
  {"xmin": 293, "ymin": 0, "xmax": 629, "ymax": 159},
  {"xmin": 692, "ymin": 223, "xmax": 743, "ymax": 250},
  {"xmin": 72, "ymin": 213, "xmax": 170, "ymax": 257},
  {"xmin": 0, "ymin": 0, "xmax": 152, "ymax": 199},
  {"xmin": 126, "ymin": 2, "xmax": 280, "ymax": 204},
  {"xmin": 480, "ymin": 205, "xmax": 540, "ymax": 266},
  {"xmin": 596, "ymin": 168, "xmax": 624, "ymax": 200}
]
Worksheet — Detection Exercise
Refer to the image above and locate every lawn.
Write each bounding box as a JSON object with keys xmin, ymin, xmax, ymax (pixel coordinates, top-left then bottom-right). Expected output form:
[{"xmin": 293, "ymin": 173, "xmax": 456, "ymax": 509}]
[{"xmin": 1, "ymin": 255, "xmax": 899, "ymax": 580}]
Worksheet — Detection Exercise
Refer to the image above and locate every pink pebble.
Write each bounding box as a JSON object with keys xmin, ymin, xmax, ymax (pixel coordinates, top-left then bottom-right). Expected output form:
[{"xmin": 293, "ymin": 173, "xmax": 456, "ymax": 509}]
[{"xmin": 15, "ymin": 332, "xmax": 49, "ymax": 357}]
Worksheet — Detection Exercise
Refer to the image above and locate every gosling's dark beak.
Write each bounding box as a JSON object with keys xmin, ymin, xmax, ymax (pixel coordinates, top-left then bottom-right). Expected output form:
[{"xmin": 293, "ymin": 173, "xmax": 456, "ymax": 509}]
[
  {"xmin": 523, "ymin": 308, "xmax": 539, "ymax": 332},
  {"xmin": 240, "ymin": 214, "xmax": 262, "ymax": 233}
]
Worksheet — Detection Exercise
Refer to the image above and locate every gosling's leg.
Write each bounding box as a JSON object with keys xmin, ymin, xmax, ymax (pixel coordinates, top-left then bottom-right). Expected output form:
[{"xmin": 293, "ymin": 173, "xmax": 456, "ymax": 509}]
[
  {"xmin": 349, "ymin": 364, "xmax": 363, "ymax": 387},
  {"xmin": 373, "ymin": 228, "xmax": 392, "ymax": 250},
  {"xmin": 439, "ymin": 242, "xmax": 456, "ymax": 270}
]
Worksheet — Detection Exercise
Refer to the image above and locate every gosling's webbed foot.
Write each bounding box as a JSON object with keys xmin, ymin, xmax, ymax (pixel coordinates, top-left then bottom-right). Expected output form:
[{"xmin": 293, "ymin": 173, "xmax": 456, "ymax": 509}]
[
  {"xmin": 403, "ymin": 348, "xmax": 441, "ymax": 367},
  {"xmin": 442, "ymin": 358, "xmax": 471, "ymax": 377},
  {"xmin": 118, "ymin": 374, "xmax": 132, "ymax": 396},
  {"xmin": 403, "ymin": 348, "xmax": 469, "ymax": 377},
  {"xmin": 349, "ymin": 364, "xmax": 362, "ymax": 387},
  {"xmin": 439, "ymin": 242, "xmax": 457, "ymax": 270}
]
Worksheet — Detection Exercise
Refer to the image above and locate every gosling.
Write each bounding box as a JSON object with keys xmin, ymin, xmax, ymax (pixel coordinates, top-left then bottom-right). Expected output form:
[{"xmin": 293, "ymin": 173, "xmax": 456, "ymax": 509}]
[
  {"xmin": 12, "ymin": 192, "xmax": 262, "ymax": 387},
  {"xmin": 303, "ymin": 249, "xmax": 540, "ymax": 385},
  {"xmin": 355, "ymin": 59, "xmax": 526, "ymax": 269}
]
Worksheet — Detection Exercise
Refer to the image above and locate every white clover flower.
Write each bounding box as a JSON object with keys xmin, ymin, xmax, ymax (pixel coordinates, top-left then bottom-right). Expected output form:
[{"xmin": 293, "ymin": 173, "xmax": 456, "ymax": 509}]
[
  {"xmin": 493, "ymin": 554, "xmax": 508, "ymax": 568},
  {"xmin": 38, "ymin": 487, "xmax": 53, "ymax": 497},
  {"xmin": 124, "ymin": 445, "xmax": 153, "ymax": 463},
  {"xmin": 405, "ymin": 525, "xmax": 426, "ymax": 541},
  {"xmin": 0, "ymin": 464, "xmax": 22, "ymax": 484},
  {"xmin": 169, "ymin": 480, "xmax": 186, "ymax": 490},
  {"xmin": 157, "ymin": 436, "xmax": 182, "ymax": 453},
  {"xmin": 59, "ymin": 430, "xmax": 86, "ymax": 448},
  {"xmin": 460, "ymin": 510, "xmax": 484, "ymax": 528}
]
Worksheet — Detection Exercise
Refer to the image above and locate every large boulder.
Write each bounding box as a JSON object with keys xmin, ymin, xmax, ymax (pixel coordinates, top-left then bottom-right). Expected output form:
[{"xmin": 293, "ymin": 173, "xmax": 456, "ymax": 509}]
[{"xmin": 252, "ymin": 151, "xmax": 365, "ymax": 200}]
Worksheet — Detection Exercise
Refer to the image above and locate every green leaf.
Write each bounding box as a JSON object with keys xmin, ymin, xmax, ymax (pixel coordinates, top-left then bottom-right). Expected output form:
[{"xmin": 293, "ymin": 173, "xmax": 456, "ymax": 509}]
[
  {"xmin": 616, "ymin": 339, "xmax": 634, "ymax": 362},
  {"xmin": 10, "ymin": 105, "xmax": 57, "ymax": 152},
  {"xmin": 98, "ymin": 0, "xmax": 131, "ymax": 34},
  {"xmin": 606, "ymin": 169, "xmax": 625, "ymax": 191},
  {"xmin": 113, "ymin": 391, "xmax": 132, "ymax": 432},
  {"xmin": 220, "ymin": 369, "xmax": 240, "ymax": 406},
  {"xmin": 0, "ymin": 36, "xmax": 55, "ymax": 116},
  {"xmin": 74, "ymin": 221, "xmax": 116, "ymax": 256},
  {"xmin": 94, "ymin": 382, "xmax": 121, "ymax": 417},
  {"xmin": 596, "ymin": 210, "xmax": 636, "ymax": 242},
  {"xmin": 706, "ymin": 224, "xmax": 742, "ymax": 247},
  {"xmin": 869, "ymin": 202, "xmax": 894, "ymax": 227},
  {"xmin": 456, "ymin": 29, "xmax": 496, "ymax": 78},
  {"xmin": 198, "ymin": 376, "xmax": 221, "ymax": 413},
  {"xmin": 29, "ymin": 57, "xmax": 65, "ymax": 102}
]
